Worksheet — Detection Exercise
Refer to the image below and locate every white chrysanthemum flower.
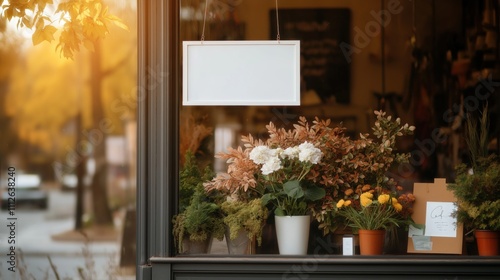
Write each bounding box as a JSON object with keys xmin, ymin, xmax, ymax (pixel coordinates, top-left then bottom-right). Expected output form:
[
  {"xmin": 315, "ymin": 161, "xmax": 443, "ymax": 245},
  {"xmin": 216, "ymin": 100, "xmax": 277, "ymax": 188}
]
[
  {"xmin": 298, "ymin": 142, "xmax": 323, "ymax": 164},
  {"xmin": 283, "ymin": 146, "xmax": 300, "ymax": 159},
  {"xmin": 261, "ymin": 156, "xmax": 282, "ymax": 175},
  {"xmin": 249, "ymin": 146, "xmax": 273, "ymax": 164}
]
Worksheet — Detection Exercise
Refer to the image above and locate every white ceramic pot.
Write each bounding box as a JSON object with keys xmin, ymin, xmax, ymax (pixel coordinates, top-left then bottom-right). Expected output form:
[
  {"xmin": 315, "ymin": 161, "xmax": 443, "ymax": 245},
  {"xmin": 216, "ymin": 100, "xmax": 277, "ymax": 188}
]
[{"xmin": 274, "ymin": 215, "xmax": 310, "ymax": 255}]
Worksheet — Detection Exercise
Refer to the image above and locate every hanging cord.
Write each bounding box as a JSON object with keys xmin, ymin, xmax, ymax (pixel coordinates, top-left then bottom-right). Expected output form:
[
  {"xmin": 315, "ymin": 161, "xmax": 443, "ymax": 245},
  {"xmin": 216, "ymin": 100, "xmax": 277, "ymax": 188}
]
[
  {"xmin": 381, "ymin": 0, "xmax": 385, "ymax": 95},
  {"xmin": 201, "ymin": 0, "xmax": 210, "ymax": 42},
  {"xmin": 275, "ymin": 0, "xmax": 280, "ymax": 42},
  {"xmin": 411, "ymin": 0, "xmax": 416, "ymax": 47}
]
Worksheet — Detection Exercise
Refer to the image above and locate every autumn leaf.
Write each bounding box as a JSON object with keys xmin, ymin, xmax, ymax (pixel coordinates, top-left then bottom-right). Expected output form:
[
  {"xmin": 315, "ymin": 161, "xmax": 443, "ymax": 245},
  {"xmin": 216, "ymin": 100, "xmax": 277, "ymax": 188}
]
[
  {"xmin": 106, "ymin": 14, "xmax": 129, "ymax": 31},
  {"xmin": 3, "ymin": 0, "xmax": 127, "ymax": 59},
  {"xmin": 21, "ymin": 16, "xmax": 32, "ymax": 28},
  {"xmin": 32, "ymin": 25, "xmax": 57, "ymax": 45}
]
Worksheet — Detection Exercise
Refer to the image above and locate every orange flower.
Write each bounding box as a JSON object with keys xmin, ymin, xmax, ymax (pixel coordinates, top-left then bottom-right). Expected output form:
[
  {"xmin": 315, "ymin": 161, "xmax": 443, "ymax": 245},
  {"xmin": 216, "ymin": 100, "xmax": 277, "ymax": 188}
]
[
  {"xmin": 344, "ymin": 189, "xmax": 354, "ymax": 196},
  {"xmin": 362, "ymin": 184, "xmax": 372, "ymax": 192}
]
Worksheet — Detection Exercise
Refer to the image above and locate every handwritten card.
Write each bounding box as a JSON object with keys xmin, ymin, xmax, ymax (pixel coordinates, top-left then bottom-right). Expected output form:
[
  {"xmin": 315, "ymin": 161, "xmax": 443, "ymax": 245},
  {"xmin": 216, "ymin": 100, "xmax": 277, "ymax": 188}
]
[{"xmin": 424, "ymin": 202, "xmax": 457, "ymax": 237}]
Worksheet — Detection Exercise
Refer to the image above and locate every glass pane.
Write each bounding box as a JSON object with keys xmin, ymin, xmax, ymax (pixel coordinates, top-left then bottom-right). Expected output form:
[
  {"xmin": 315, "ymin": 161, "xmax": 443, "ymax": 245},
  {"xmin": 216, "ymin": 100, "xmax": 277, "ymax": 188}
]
[
  {"xmin": 0, "ymin": 0, "xmax": 137, "ymax": 277},
  {"xmin": 176, "ymin": 0, "xmax": 480, "ymax": 257}
]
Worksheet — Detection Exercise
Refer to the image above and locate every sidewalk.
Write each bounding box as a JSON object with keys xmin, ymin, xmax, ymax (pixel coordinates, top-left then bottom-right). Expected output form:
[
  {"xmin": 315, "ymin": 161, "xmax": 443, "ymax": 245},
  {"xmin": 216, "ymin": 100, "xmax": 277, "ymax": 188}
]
[{"xmin": 0, "ymin": 190, "xmax": 134, "ymax": 279}]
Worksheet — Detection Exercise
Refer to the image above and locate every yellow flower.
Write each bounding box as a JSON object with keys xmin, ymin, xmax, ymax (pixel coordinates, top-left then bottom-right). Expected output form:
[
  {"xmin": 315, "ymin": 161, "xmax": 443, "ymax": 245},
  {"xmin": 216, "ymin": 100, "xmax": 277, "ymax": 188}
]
[
  {"xmin": 378, "ymin": 194, "xmax": 390, "ymax": 204},
  {"xmin": 361, "ymin": 192, "xmax": 373, "ymax": 199},
  {"xmin": 344, "ymin": 200, "xmax": 351, "ymax": 207},
  {"xmin": 391, "ymin": 197, "xmax": 398, "ymax": 204},
  {"xmin": 393, "ymin": 203, "xmax": 403, "ymax": 212},
  {"xmin": 360, "ymin": 192, "xmax": 373, "ymax": 207},
  {"xmin": 337, "ymin": 199, "xmax": 345, "ymax": 208}
]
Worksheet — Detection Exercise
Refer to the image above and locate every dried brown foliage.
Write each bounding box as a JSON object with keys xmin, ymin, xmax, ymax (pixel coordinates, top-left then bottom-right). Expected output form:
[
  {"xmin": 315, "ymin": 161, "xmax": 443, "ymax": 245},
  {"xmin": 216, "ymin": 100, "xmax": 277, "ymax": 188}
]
[
  {"xmin": 179, "ymin": 115, "xmax": 213, "ymax": 166},
  {"xmin": 204, "ymin": 111, "xmax": 415, "ymax": 233}
]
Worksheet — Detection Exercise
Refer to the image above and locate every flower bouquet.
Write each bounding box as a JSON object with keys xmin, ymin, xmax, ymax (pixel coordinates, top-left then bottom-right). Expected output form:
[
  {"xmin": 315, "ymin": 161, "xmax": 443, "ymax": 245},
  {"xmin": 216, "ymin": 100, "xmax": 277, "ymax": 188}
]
[
  {"xmin": 249, "ymin": 142, "xmax": 326, "ymax": 216},
  {"xmin": 334, "ymin": 184, "xmax": 415, "ymax": 255},
  {"xmin": 204, "ymin": 110, "xmax": 415, "ymax": 253},
  {"xmin": 335, "ymin": 184, "xmax": 415, "ymax": 231}
]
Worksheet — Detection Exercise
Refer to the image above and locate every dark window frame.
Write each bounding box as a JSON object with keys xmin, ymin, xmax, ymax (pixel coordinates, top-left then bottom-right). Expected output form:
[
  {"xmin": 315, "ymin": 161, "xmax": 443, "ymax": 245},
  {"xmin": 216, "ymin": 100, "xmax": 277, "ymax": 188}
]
[{"xmin": 136, "ymin": 1, "xmax": 500, "ymax": 279}]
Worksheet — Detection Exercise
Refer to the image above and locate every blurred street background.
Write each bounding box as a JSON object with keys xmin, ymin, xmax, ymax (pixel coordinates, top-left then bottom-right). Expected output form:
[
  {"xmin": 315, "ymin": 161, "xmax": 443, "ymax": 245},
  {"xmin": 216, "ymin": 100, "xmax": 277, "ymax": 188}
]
[
  {"xmin": 0, "ymin": 182, "xmax": 135, "ymax": 279},
  {"xmin": 0, "ymin": 1, "xmax": 137, "ymax": 279}
]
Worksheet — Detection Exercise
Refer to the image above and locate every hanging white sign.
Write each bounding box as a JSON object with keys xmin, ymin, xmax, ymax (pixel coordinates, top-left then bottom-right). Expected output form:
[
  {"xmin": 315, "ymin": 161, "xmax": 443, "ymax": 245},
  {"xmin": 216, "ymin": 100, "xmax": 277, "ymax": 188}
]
[{"xmin": 182, "ymin": 40, "xmax": 300, "ymax": 106}]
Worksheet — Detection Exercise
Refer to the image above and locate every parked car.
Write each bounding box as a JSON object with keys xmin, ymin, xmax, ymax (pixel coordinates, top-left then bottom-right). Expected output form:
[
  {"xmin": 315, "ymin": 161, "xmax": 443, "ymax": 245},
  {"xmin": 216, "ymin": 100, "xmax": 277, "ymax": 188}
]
[{"xmin": 1, "ymin": 174, "xmax": 48, "ymax": 210}]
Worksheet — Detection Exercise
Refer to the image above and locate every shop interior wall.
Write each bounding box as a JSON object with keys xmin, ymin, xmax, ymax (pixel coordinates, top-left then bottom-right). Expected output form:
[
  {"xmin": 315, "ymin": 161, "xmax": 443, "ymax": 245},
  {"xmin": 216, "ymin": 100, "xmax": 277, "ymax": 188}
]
[
  {"xmin": 180, "ymin": 0, "xmax": 465, "ymax": 175},
  {"xmin": 238, "ymin": 0, "xmax": 462, "ymax": 125}
]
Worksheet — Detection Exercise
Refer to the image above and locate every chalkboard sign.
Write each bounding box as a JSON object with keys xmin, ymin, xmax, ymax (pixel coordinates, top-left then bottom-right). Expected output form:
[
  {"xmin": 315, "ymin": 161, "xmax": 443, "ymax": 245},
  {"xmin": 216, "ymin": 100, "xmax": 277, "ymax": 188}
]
[{"xmin": 271, "ymin": 9, "xmax": 351, "ymax": 104}]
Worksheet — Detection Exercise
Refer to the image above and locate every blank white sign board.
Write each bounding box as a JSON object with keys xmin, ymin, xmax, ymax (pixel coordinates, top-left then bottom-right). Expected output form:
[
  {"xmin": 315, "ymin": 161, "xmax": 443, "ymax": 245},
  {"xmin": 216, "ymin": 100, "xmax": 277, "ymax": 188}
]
[{"xmin": 183, "ymin": 40, "xmax": 300, "ymax": 106}]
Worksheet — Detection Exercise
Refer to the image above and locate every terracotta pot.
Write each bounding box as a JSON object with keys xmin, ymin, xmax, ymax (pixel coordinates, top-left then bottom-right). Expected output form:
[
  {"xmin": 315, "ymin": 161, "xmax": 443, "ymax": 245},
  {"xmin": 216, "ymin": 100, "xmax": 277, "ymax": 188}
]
[
  {"xmin": 475, "ymin": 230, "xmax": 500, "ymax": 256},
  {"xmin": 358, "ymin": 229, "xmax": 386, "ymax": 255}
]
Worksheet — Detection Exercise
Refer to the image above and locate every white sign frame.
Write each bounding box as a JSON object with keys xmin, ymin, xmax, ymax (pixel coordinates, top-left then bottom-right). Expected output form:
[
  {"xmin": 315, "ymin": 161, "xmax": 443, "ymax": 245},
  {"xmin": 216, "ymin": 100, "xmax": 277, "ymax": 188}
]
[{"xmin": 182, "ymin": 40, "xmax": 300, "ymax": 106}]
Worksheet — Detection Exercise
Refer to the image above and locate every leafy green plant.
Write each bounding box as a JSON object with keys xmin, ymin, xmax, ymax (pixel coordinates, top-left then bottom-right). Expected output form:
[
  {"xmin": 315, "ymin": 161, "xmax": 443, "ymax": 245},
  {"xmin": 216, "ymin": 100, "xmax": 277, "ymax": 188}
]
[
  {"xmin": 464, "ymin": 106, "xmax": 490, "ymax": 168},
  {"xmin": 448, "ymin": 106, "xmax": 500, "ymax": 231},
  {"xmin": 173, "ymin": 151, "xmax": 224, "ymax": 253},
  {"xmin": 221, "ymin": 198, "xmax": 268, "ymax": 246},
  {"xmin": 173, "ymin": 184, "xmax": 225, "ymax": 245},
  {"xmin": 448, "ymin": 155, "xmax": 500, "ymax": 231},
  {"xmin": 179, "ymin": 150, "xmax": 203, "ymax": 212}
]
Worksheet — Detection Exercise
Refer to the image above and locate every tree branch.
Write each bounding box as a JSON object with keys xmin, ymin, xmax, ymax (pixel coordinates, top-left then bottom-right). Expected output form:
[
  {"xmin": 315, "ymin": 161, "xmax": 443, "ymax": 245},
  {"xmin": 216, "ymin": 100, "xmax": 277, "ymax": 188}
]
[{"xmin": 101, "ymin": 47, "xmax": 134, "ymax": 78}]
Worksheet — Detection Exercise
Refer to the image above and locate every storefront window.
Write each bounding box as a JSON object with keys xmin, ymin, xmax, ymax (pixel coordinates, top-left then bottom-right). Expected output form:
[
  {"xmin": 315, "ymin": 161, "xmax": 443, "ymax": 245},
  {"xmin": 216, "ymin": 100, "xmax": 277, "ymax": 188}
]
[{"xmin": 137, "ymin": 0, "xmax": 500, "ymax": 278}]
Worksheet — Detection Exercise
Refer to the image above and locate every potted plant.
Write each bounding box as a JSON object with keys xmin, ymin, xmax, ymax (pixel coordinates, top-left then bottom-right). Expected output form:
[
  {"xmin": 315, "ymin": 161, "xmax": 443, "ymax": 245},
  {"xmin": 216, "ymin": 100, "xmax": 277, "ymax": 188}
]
[
  {"xmin": 220, "ymin": 198, "xmax": 268, "ymax": 254},
  {"xmin": 203, "ymin": 111, "xmax": 415, "ymax": 254},
  {"xmin": 314, "ymin": 111, "xmax": 415, "ymax": 235},
  {"xmin": 334, "ymin": 184, "xmax": 415, "ymax": 255},
  {"xmin": 173, "ymin": 151, "xmax": 225, "ymax": 254},
  {"xmin": 206, "ymin": 141, "xmax": 325, "ymax": 255},
  {"xmin": 248, "ymin": 141, "xmax": 326, "ymax": 255},
  {"xmin": 447, "ymin": 106, "xmax": 500, "ymax": 256}
]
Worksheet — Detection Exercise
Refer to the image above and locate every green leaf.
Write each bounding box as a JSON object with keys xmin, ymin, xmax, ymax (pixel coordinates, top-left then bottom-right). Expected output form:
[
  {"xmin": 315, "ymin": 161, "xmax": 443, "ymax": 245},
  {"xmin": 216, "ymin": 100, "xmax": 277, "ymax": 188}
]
[
  {"xmin": 298, "ymin": 201, "xmax": 307, "ymax": 210},
  {"xmin": 304, "ymin": 185, "xmax": 326, "ymax": 201},
  {"xmin": 274, "ymin": 207, "xmax": 285, "ymax": 216},
  {"xmin": 284, "ymin": 180, "xmax": 304, "ymax": 199},
  {"xmin": 261, "ymin": 193, "xmax": 274, "ymax": 206}
]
